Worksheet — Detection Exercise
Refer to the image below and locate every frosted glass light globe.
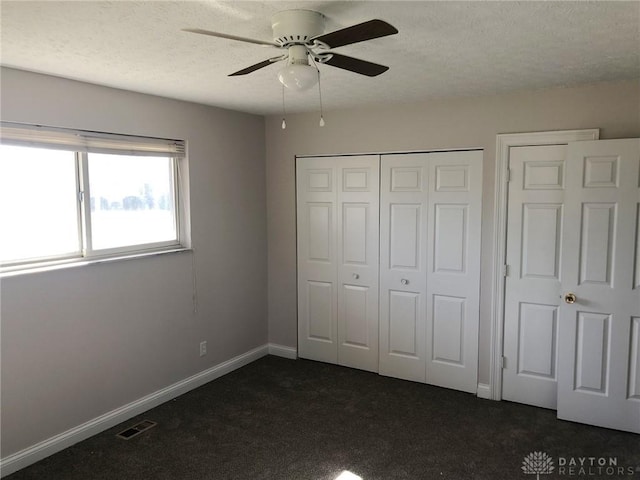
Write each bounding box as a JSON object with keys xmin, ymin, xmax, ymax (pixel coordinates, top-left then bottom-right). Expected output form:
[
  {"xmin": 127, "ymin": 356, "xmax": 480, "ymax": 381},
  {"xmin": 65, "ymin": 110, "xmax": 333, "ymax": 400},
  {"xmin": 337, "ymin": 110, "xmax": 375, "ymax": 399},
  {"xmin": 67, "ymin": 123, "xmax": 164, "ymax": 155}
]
[{"xmin": 277, "ymin": 64, "xmax": 318, "ymax": 91}]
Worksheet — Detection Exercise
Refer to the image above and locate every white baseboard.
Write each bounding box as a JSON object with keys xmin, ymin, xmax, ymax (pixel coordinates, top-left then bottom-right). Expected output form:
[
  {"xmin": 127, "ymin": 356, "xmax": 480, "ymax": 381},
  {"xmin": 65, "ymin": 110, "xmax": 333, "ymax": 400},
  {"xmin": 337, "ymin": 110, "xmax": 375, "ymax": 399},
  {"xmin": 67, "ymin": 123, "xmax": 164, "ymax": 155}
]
[
  {"xmin": 0, "ymin": 344, "xmax": 269, "ymax": 478},
  {"xmin": 268, "ymin": 343, "xmax": 297, "ymax": 359},
  {"xmin": 476, "ymin": 383, "xmax": 491, "ymax": 399}
]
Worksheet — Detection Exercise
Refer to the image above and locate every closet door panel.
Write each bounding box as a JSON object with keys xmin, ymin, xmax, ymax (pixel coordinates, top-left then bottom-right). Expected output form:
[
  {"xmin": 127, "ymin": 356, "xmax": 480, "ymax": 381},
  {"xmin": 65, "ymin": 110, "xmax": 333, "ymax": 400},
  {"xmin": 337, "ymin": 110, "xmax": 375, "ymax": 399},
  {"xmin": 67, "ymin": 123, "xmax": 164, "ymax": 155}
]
[
  {"xmin": 379, "ymin": 154, "xmax": 429, "ymax": 382},
  {"xmin": 426, "ymin": 151, "xmax": 482, "ymax": 393},
  {"xmin": 337, "ymin": 156, "xmax": 380, "ymax": 372},
  {"xmin": 297, "ymin": 158, "xmax": 338, "ymax": 363}
]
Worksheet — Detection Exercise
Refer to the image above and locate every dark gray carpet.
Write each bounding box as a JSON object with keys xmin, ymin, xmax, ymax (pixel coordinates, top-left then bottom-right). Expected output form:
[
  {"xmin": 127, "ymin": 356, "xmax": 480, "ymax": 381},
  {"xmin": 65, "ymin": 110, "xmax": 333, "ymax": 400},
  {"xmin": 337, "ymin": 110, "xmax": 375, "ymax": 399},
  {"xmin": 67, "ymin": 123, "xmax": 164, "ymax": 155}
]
[{"xmin": 6, "ymin": 356, "xmax": 639, "ymax": 479}]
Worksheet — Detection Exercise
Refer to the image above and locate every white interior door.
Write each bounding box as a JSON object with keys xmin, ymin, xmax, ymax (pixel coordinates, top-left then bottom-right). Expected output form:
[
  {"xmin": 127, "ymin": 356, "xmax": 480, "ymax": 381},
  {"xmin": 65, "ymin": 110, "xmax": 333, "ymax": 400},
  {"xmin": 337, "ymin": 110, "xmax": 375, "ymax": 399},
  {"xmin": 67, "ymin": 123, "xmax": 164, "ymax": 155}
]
[
  {"xmin": 557, "ymin": 138, "xmax": 640, "ymax": 433},
  {"xmin": 379, "ymin": 151, "xmax": 482, "ymax": 392},
  {"xmin": 297, "ymin": 157, "xmax": 338, "ymax": 363},
  {"xmin": 337, "ymin": 156, "xmax": 380, "ymax": 372},
  {"xmin": 502, "ymin": 145, "xmax": 567, "ymax": 409}
]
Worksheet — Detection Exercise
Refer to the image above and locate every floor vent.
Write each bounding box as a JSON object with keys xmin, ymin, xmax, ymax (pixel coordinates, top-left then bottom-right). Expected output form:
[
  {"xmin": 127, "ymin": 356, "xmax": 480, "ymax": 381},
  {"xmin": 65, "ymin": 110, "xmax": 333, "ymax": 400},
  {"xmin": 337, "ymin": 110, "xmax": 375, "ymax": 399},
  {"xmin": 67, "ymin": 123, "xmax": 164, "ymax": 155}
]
[{"xmin": 116, "ymin": 420, "xmax": 157, "ymax": 440}]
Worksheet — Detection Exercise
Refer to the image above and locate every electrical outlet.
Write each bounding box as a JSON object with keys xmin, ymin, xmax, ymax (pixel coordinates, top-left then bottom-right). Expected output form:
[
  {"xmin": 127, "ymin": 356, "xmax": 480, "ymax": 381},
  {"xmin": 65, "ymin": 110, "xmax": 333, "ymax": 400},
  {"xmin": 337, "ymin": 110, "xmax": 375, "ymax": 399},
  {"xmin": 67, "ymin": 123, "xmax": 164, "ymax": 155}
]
[{"xmin": 199, "ymin": 341, "xmax": 207, "ymax": 357}]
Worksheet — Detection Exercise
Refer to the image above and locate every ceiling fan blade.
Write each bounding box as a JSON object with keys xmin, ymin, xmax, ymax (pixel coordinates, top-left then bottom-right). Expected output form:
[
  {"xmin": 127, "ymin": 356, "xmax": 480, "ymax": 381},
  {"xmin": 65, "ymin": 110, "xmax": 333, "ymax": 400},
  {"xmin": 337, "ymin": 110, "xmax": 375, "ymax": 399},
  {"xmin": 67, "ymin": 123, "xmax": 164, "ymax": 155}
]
[
  {"xmin": 311, "ymin": 19, "xmax": 398, "ymax": 49},
  {"xmin": 321, "ymin": 53, "xmax": 389, "ymax": 77},
  {"xmin": 182, "ymin": 28, "xmax": 280, "ymax": 47},
  {"xmin": 229, "ymin": 57, "xmax": 284, "ymax": 76}
]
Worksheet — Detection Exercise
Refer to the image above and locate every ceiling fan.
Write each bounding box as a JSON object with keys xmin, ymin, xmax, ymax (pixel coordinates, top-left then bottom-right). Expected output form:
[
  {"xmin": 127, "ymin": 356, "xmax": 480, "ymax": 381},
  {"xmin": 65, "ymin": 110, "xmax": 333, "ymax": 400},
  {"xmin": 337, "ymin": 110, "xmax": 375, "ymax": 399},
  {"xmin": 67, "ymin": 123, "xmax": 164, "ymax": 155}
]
[{"xmin": 183, "ymin": 9, "xmax": 398, "ymax": 92}]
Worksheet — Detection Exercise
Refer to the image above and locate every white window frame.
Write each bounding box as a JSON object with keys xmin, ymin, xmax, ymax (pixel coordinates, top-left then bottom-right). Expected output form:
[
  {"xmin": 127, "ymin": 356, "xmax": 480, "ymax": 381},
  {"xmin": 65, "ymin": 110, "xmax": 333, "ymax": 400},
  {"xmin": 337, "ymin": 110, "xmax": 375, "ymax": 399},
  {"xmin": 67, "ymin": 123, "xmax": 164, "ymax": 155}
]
[
  {"xmin": 1, "ymin": 122, "xmax": 188, "ymax": 274},
  {"xmin": 79, "ymin": 152, "xmax": 182, "ymax": 258}
]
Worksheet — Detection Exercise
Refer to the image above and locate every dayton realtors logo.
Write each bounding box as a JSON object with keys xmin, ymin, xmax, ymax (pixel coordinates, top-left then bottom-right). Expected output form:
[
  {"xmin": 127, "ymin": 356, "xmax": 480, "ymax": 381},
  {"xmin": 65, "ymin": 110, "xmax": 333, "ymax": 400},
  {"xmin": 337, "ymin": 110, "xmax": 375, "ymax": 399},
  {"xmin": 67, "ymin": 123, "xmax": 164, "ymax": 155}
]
[
  {"xmin": 522, "ymin": 452, "xmax": 637, "ymax": 477},
  {"xmin": 522, "ymin": 451, "xmax": 555, "ymax": 479},
  {"xmin": 556, "ymin": 456, "xmax": 636, "ymax": 477}
]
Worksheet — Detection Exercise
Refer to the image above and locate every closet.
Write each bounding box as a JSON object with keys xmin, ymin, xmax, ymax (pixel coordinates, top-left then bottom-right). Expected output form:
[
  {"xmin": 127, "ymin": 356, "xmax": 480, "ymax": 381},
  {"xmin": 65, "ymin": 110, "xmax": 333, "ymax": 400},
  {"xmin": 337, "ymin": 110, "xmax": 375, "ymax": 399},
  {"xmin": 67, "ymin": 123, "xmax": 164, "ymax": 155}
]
[
  {"xmin": 379, "ymin": 151, "xmax": 482, "ymax": 392},
  {"xmin": 296, "ymin": 150, "xmax": 482, "ymax": 393},
  {"xmin": 296, "ymin": 155, "xmax": 380, "ymax": 372}
]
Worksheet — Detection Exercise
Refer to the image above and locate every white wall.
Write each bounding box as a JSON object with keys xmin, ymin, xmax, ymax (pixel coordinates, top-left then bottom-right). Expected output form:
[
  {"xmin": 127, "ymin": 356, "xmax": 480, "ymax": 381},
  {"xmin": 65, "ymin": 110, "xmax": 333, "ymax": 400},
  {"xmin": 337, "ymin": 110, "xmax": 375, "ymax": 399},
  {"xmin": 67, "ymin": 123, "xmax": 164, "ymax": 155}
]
[
  {"xmin": 265, "ymin": 79, "xmax": 640, "ymax": 385},
  {"xmin": 0, "ymin": 68, "xmax": 268, "ymax": 458}
]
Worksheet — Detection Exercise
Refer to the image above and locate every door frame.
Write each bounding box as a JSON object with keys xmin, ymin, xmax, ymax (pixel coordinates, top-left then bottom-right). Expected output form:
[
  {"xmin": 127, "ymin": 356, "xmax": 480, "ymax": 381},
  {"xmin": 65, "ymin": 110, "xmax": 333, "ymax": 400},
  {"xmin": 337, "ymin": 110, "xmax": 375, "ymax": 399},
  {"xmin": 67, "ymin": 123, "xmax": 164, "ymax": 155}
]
[{"xmin": 489, "ymin": 129, "xmax": 599, "ymax": 401}]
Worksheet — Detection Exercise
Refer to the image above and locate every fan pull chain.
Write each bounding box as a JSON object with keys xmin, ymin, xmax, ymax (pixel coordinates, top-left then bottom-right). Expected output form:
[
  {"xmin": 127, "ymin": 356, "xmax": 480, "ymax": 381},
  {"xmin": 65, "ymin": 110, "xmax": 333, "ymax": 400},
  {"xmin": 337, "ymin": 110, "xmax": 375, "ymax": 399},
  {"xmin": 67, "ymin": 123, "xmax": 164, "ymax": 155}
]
[
  {"xmin": 281, "ymin": 84, "xmax": 287, "ymax": 130},
  {"xmin": 311, "ymin": 56, "xmax": 325, "ymax": 127},
  {"xmin": 318, "ymin": 69, "xmax": 325, "ymax": 127}
]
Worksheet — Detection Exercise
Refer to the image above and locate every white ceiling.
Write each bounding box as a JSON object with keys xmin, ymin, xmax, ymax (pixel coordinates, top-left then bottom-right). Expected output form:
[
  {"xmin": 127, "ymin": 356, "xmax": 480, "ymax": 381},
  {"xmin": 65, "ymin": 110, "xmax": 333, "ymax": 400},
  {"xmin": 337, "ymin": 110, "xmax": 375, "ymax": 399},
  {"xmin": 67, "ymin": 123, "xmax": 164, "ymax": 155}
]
[{"xmin": 1, "ymin": 1, "xmax": 639, "ymax": 115}]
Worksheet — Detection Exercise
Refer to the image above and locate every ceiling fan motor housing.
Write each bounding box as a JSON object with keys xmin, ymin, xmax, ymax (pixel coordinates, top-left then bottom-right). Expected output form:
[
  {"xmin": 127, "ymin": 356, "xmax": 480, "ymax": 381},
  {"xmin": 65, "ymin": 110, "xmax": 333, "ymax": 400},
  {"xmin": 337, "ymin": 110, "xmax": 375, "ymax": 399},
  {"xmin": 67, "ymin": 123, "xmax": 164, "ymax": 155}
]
[{"xmin": 271, "ymin": 10, "xmax": 325, "ymax": 47}]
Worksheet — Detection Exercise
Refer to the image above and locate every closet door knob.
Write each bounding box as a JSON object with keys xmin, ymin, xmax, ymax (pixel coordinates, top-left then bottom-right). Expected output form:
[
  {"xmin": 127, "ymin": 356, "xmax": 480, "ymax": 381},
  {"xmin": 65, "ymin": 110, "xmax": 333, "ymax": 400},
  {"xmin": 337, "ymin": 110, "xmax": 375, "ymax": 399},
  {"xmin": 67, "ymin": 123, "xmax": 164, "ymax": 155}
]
[
  {"xmin": 401, "ymin": 279, "xmax": 409, "ymax": 285},
  {"xmin": 353, "ymin": 273, "xmax": 359, "ymax": 279}
]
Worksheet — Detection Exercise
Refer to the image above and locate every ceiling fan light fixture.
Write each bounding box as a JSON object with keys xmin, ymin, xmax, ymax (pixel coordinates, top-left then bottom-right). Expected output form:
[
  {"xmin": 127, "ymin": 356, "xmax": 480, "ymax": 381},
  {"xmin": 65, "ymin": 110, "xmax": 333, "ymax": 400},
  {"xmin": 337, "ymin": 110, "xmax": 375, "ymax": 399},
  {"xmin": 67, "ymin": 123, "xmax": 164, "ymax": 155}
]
[
  {"xmin": 277, "ymin": 63, "xmax": 318, "ymax": 91},
  {"xmin": 184, "ymin": 10, "xmax": 398, "ymax": 94}
]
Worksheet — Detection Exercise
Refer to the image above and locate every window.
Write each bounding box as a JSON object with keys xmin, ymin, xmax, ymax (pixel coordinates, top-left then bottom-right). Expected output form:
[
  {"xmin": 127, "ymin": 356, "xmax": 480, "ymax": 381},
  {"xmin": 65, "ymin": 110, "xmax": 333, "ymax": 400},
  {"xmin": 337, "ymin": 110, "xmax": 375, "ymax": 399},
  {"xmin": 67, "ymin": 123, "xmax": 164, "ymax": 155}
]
[
  {"xmin": 0, "ymin": 122, "xmax": 186, "ymax": 271},
  {"xmin": 87, "ymin": 153, "xmax": 177, "ymax": 250}
]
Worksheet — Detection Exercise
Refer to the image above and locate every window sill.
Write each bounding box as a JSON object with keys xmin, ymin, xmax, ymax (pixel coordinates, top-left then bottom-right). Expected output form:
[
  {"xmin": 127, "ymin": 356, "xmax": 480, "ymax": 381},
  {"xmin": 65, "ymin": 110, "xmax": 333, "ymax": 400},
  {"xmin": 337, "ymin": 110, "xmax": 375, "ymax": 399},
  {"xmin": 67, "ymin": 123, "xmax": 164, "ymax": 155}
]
[{"xmin": 0, "ymin": 247, "xmax": 192, "ymax": 278}]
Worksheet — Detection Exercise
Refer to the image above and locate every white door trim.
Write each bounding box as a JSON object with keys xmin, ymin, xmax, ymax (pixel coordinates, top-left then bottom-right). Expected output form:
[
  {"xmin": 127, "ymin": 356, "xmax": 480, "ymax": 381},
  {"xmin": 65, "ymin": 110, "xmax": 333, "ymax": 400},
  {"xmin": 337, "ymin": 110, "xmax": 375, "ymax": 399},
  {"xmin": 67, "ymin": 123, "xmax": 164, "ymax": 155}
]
[{"xmin": 489, "ymin": 129, "xmax": 599, "ymax": 401}]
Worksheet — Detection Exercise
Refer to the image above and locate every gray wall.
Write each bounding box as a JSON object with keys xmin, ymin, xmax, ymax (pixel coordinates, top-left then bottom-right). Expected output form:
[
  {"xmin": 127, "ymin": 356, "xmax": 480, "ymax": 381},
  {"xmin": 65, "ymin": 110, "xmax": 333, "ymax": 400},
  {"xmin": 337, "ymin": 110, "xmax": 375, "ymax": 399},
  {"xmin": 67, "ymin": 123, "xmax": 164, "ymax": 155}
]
[
  {"xmin": 2, "ymin": 68, "xmax": 639, "ymax": 460},
  {"xmin": 0, "ymin": 68, "xmax": 268, "ymax": 457},
  {"xmin": 265, "ymin": 79, "xmax": 640, "ymax": 385}
]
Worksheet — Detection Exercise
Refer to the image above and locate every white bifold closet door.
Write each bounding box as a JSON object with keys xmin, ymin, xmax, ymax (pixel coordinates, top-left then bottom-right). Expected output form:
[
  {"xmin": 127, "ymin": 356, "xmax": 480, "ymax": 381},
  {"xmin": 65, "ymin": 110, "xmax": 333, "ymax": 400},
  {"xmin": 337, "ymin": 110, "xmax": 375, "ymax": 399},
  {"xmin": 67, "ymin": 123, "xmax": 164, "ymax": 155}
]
[
  {"xmin": 296, "ymin": 155, "xmax": 380, "ymax": 372},
  {"xmin": 379, "ymin": 151, "xmax": 483, "ymax": 393}
]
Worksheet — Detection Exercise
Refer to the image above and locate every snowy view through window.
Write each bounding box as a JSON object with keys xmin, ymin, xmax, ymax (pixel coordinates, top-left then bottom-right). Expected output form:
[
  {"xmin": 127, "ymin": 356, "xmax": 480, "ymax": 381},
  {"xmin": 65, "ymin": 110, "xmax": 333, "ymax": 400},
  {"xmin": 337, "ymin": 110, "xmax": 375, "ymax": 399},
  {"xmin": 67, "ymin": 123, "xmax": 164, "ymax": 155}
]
[
  {"xmin": 88, "ymin": 153, "xmax": 176, "ymax": 250},
  {"xmin": 0, "ymin": 145, "xmax": 177, "ymax": 264},
  {"xmin": 0, "ymin": 145, "xmax": 80, "ymax": 262}
]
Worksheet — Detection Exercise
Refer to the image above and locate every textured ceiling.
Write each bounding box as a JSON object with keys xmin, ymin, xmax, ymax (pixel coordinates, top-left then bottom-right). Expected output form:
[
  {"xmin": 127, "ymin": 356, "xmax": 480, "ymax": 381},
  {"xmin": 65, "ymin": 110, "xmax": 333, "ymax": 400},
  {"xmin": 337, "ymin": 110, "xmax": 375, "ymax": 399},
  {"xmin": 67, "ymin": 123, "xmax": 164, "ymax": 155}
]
[{"xmin": 1, "ymin": 1, "xmax": 639, "ymax": 115}]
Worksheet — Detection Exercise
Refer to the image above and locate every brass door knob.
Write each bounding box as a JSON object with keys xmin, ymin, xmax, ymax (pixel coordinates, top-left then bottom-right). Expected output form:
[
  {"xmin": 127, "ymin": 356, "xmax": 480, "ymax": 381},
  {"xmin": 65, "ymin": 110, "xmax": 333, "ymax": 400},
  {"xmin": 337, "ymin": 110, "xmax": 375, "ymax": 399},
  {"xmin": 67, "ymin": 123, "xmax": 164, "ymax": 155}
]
[{"xmin": 564, "ymin": 293, "xmax": 577, "ymax": 304}]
